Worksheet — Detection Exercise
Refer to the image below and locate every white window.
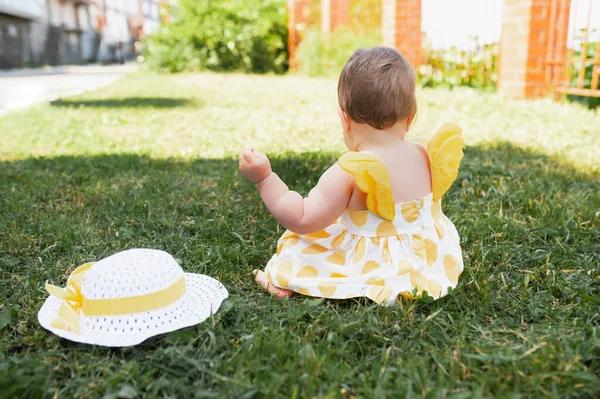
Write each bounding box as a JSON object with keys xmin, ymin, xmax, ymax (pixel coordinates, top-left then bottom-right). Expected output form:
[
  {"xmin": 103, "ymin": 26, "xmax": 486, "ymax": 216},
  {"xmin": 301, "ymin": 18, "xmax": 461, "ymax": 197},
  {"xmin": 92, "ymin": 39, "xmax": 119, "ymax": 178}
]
[
  {"xmin": 77, "ymin": 5, "xmax": 90, "ymax": 30},
  {"xmin": 69, "ymin": 32, "xmax": 78, "ymax": 45},
  {"xmin": 117, "ymin": 0, "xmax": 128, "ymax": 13},
  {"xmin": 119, "ymin": 13, "xmax": 130, "ymax": 42},
  {"xmin": 150, "ymin": 1, "xmax": 159, "ymax": 19},
  {"xmin": 142, "ymin": 0, "xmax": 150, "ymax": 16},
  {"xmin": 124, "ymin": 0, "xmax": 136, "ymax": 16},
  {"xmin": 7, "ymin": 25, "xmax": 17, "ymax": 37},
  {"xmin": 89, "ymin": 4, "xmax": 99, "ymax": 29},
  {"xmin": 63, "ymin": 3, "xmax": 77, "ymax": 29},
  {"xmin": 48, "ymin": 0, "xmax": 61, "ymax": 26},
  {"xmin": 105, "ymin": 9, "xmax": 118, "ymax": 43},
  {"xmin": 143, "ymin": 19, "xmax": 159, "ymax": 35}
]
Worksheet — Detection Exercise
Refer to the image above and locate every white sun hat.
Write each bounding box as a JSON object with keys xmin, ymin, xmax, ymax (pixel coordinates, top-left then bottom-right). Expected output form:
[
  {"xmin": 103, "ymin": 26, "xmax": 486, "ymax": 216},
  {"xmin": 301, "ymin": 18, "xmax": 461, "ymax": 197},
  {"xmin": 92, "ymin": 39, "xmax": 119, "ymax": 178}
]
[{"xmin": 38, "ymin": 248, "xmax": 228, "ymax": 347}]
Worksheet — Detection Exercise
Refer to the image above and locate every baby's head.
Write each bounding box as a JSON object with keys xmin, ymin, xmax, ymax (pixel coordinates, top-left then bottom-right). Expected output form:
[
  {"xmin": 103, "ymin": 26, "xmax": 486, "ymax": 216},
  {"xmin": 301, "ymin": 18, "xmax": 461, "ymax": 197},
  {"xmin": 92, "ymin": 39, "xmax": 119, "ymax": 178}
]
[{"xmin": 338, "ymin": 47, "xmax": 416, "ymax": 148}]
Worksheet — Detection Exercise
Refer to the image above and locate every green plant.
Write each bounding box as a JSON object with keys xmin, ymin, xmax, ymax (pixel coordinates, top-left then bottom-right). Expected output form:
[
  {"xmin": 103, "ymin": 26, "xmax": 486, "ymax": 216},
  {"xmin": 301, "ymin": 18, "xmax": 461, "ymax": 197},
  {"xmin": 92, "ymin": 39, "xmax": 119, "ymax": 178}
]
[
  {"xmin": 142, "ymin": 0, "xmax": 288, "ymax": 74},
  {"xmin": 296, "ymin": 28, "xmax": 325, "ymax": 76},
  {"xmin": 419, "ymin": 36, "xmax": 498, "ymax": 91},
  {"xmin": 296, "ymin": 27, "xmax": 381, "ymax": 77},
  {"xmin": 566, "ymin": 41, "xmax": 599, "ymax": 110}
]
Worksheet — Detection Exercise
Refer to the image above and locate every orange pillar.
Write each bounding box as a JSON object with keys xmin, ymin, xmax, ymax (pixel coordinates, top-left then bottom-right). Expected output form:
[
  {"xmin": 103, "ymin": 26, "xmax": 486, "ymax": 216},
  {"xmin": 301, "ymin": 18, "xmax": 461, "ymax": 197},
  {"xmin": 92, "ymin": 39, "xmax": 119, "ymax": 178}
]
[
  {"xmin": 288, "ymin": 0, "xmax": 308, "ymax": 69},
  {"xmin": 322, "ymin": 0, "xmax": 350, "ymax": 33},
  {"xmin": 498, "ymin": 0, "xmax": 571, "ymax": 99},
  {"xmin": 382, "ymin": 0, "xmax": 422, "ymax": 67}
]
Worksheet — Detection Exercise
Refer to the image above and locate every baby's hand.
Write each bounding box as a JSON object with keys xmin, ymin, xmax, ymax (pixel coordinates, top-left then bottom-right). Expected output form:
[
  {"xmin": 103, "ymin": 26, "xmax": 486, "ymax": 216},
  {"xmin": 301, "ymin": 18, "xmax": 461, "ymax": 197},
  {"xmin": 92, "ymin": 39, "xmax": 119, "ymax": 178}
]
[{"xmin": 239, "ymin": 147, "xmax": 272, "ymax": 183}]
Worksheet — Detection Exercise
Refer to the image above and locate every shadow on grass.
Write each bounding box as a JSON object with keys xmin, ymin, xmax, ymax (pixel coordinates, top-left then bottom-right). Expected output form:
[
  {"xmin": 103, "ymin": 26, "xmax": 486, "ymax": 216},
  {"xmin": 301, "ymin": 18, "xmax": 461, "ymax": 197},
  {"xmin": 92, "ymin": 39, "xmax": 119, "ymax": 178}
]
[
  {"xmin": 1, "ymin": 141, "xmax": 598, "ymax": 281},
  {"xmin": 0, "ymin": 141, "xmax": 598, "ymax": 280},
  {"xmin": 50, "ymin": 97, "xmax": 198, "ymax": 109},
  {"xmin": 0, "ymin": 142, "xmax": 598, "ymax": 398}
]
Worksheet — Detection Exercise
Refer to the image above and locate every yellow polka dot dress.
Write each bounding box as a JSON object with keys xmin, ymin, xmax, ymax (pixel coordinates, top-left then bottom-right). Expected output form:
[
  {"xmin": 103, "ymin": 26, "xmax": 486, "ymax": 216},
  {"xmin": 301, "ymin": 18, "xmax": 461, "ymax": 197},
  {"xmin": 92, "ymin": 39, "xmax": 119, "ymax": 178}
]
[{"xmin": 263, "ymin": 123, "xmax": 466, "ymax": 306}]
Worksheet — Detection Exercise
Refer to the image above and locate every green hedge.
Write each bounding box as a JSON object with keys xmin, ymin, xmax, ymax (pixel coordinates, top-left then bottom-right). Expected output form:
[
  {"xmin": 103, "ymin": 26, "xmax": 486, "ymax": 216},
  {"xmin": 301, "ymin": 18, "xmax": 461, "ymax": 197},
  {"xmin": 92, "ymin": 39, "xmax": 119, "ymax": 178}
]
[
  {"xmin": 295, "ymin": 28, "xmax": 382, "ymax": 77},
  {"xmin": 142, "ymin": 0, "xmax": 288, "ymax": 74}
]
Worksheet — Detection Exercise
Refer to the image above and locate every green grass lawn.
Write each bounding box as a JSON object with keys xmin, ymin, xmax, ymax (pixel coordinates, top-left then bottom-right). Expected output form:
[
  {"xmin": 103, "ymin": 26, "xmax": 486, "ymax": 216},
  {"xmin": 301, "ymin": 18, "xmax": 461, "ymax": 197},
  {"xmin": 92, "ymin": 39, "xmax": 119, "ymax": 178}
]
[{"xmin": 1, "ymin": 72, "xmax": 599, "ymax": 398}]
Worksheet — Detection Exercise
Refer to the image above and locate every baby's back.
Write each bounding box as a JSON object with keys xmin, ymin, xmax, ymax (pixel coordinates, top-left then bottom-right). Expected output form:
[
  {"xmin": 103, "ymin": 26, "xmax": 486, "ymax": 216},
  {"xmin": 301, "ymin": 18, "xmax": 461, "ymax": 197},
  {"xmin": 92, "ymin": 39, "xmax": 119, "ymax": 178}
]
[{"xmin": 347, "ymin": 141, "xmax": 431, "ymax": 210}]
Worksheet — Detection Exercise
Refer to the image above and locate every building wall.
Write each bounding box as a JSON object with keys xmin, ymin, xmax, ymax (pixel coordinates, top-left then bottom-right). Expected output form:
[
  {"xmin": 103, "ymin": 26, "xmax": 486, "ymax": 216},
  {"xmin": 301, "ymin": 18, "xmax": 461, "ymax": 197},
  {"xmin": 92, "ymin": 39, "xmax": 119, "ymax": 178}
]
[
  {"xmin": 0, "ymin": 0, "xmax": 45, "ymax": 68},
  {"xmin": 382, "ymin": 0, "xmax": 422, "ymax": 67},
  {"xmin": 0, "ymin": 0, "xmax": 168, "ymax": 69},
  {"xmin": 97, "ymin": 0, "xmax": 162, "ymax": 63},
  {"xmin": 29, "ymin": 15, "xmax": 50, "ymax": 65},
  {"xmin": 498, "ymin": 0, "xmax": 572, "ymax": 98},
  {"xmin": 142, "ymin": 0, "xmax": 161, "ymax": 35},
  {"xmin": 0, "ymin": 14, "xmax": 31, "ymax": 69},
  {"xmin": 78, "ymin": 4, "xmax": 98, "ymax": 63}
]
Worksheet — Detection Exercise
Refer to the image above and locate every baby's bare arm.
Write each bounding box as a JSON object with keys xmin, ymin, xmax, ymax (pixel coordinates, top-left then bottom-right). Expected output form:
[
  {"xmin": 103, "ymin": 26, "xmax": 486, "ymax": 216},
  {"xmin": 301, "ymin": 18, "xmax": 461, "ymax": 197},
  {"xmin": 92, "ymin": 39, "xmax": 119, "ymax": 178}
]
[
  {"xmin": 239, "ymin": 147, "xmax": 354, "ymax": 234},
  {"xmin": 256, "ymin": 164, "xmax": 354, "ymax": 234}
]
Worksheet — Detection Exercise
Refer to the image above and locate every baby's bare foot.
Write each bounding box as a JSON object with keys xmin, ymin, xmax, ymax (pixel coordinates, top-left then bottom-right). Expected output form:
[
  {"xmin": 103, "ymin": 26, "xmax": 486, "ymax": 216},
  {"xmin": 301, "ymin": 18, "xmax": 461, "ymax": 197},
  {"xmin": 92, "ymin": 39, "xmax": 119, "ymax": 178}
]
[{"xmin": 253, "ymin": 270, "xmax": 294, "ymax": 298}]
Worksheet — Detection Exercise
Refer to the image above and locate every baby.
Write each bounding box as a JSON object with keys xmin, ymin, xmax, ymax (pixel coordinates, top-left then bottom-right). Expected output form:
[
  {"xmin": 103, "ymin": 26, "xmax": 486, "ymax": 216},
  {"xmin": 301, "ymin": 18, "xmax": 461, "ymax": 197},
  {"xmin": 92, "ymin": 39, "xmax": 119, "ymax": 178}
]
[{"xmin": 239, "ymin": 47, "xmax": 465, "ymax": 305}]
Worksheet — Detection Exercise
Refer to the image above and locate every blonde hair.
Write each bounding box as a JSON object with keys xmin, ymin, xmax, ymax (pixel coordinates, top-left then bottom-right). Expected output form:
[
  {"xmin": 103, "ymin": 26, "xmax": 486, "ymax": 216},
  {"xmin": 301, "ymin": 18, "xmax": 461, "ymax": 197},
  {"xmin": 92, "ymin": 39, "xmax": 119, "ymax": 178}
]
[{"xmin": 338, "ymin": 47, "xmax": 417, "ymax": 129}]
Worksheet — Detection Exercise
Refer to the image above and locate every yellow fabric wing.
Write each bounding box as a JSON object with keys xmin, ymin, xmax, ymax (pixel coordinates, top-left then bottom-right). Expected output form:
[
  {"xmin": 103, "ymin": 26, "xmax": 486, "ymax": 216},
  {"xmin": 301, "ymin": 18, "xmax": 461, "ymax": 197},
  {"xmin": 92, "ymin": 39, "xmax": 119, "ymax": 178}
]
[
  {"xmin": 338, "ymin": 153, "xmax": 395, "ymax": 221},
  {"xmin": 427, "ymin": 122, "xmax": 464, "ymax": 201}
]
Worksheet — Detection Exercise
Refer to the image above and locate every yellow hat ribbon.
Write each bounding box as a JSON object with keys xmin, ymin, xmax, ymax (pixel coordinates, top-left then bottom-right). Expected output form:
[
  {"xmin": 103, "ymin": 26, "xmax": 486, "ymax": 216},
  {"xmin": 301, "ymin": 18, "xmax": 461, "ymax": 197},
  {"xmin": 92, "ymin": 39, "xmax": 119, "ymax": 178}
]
[{"xmin": 45, "ymin": 262, "xmax": 187, "ymax": 334}]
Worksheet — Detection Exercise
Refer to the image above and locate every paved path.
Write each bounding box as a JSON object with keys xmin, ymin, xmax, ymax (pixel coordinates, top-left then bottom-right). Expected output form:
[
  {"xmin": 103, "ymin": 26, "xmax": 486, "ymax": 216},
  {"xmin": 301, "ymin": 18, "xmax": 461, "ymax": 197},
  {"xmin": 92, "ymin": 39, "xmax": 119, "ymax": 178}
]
[{"xmin": 0, "ymin": 63, "xmax": 137, "ymax": 115}]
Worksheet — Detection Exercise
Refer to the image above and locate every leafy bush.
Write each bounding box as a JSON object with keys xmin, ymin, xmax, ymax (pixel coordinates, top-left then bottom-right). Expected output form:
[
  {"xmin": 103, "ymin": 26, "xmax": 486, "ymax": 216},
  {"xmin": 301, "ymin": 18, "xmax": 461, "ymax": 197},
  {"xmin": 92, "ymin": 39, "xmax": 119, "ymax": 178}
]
[
  {"xmin": 566, "ymin": 64, "xmax": 600, "ymax": 109},
  {"xmin": 296, "ymin": 27, "xmax": 381, "ymax": 77},
  {"xmin": 419, "ymin": 37, "xmax": 498, "ymax": 91},
  {"xmin": 142, "ymin": 0, "xmax": 288, "ymax": 74},
  {"xmin": 566, "ymin": 42, "xmax": 599, "ymax": 110}
]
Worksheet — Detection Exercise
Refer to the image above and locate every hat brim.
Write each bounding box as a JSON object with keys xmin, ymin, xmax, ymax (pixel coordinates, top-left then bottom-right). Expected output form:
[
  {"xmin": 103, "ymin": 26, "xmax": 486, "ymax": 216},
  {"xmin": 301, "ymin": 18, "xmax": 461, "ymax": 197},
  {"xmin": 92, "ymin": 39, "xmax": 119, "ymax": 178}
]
[{"xmin": 38, "ymin": 273, "xmax": 228, "ymax": 347}]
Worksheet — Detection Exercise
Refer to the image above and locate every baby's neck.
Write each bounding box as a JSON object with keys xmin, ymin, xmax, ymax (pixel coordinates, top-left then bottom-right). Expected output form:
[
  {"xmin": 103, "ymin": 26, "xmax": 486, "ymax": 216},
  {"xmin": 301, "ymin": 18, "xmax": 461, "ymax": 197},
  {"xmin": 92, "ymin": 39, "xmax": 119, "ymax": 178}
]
[{"xmin": 353, "ymin": 122, "xmax": 408, "ymax": 152}]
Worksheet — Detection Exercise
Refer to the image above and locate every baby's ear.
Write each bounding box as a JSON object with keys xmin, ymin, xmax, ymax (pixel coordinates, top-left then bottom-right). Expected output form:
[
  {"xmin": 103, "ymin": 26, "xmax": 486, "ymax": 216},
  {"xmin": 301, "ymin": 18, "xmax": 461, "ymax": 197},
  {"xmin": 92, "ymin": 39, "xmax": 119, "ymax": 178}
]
[{"xmin": 338, "ymin": 107, "xmax": 351, "ymax": 132}]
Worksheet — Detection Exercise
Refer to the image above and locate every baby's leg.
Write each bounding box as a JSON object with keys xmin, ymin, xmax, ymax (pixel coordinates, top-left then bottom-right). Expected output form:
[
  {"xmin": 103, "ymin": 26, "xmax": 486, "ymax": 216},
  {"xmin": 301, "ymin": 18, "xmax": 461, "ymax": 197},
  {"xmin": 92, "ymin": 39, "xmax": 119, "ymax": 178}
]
[{"xmin": 253, "ymin": 270, "xmax": 294, "ymax": 298}]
